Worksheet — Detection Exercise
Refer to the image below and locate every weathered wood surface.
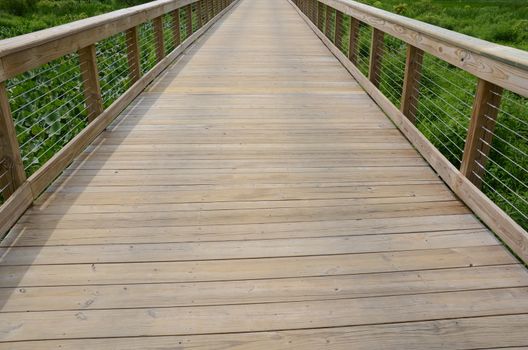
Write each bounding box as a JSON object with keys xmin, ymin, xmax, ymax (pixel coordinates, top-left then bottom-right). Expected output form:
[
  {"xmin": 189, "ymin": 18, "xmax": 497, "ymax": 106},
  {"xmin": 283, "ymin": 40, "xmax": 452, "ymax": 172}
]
[{"xmin": 0, "ymin": 0, "xmax": 527, "ymax": 348}]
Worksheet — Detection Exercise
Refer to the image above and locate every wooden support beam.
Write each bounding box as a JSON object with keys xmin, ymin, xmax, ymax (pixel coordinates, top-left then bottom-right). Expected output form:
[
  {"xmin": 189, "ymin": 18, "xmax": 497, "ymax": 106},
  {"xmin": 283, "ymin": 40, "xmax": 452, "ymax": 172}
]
[
  {"xmin": 185, "ymin": 4, "xmax": 193, "ymax": 37},
  {"xmin": 348, "ymin": 17, "xmax": 360, "ymax": 64},
  {"xmin": 153, "ymin": 16, "xmax": 165, "ymax": 62},
  {"xmin": 197, "ymin": 1, "xmax": 203, "ymax": 27},
  {"xmin": 460, "ymin": 79, "xmax": 503, "ymax": 188},
  {"xmin": 334, "ymin": 10, "xmax": 343, "ymax": 48},
  {"xmin": 317, "ymin": 2, "xmax": 324, "ymax": 30},
  {"xmin": 171, "ymin": 9, "xmax": 181, "ymax": 47},
  {"xmin": 125, "ymin": 26, "xmax": 142, "ymax": 83},
  {"xmin": 207, "ymin": 0, "xmax": 213, "ymax": 21},
  {"xmin": 78, "ymin": 44, "xmax": 104, "ymax": 123},
  {"xmin": 368, "ymin": 27, "xmax": 384, "ymax": 87},
  {"xmin": 324, "ymin": 5, "xmax": 332, "ymax": 39},
  {"xmin": 400, "ymin": 45, "xmax": 424, "ymax": 124},
  {"xmin": 0, "ymin": 82, "xmax": 25, "ymax": 199}
]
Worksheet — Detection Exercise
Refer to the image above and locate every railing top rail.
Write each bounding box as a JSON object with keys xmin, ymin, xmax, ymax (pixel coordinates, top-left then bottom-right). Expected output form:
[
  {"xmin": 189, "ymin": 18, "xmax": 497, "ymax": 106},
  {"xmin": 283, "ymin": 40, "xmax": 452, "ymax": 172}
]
[
  {"xmin": 333, "ymin": 0, "xmax": 528, "ymax": 70},
  {"xmin": 0, "ymin": 0, "xmax": 197, "ymax": 81},
  {"xmin": 323, "ymin": 0, "xmax": 528, "ymax": 96}
]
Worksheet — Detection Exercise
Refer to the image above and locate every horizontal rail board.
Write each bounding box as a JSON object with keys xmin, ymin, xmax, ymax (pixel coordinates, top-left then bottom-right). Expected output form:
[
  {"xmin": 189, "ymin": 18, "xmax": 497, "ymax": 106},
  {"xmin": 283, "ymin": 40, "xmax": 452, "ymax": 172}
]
[
  {"xmin": 318, "ymin": 0, "xmax": 528, "ymax": 97},
  {"xmin": 0, "ymin": 0, "xmax": 199, "ymax": 81}
]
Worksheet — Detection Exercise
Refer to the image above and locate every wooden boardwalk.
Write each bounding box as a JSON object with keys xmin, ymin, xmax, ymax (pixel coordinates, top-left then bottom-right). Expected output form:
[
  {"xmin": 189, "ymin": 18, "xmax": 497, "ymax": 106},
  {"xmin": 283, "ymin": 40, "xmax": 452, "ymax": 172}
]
[{"xmin": 1, "ymin": 0, "xmax": 527, "ymax": 348}]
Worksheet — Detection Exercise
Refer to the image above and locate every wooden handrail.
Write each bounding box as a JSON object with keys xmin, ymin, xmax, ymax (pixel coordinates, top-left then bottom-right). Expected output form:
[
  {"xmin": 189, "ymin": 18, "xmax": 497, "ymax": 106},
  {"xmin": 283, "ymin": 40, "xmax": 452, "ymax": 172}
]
[
  {"xmin": 0, "ymin": 0, "xmax": 200, "ymax": 82},
  {"xmin": 290, "ymin": 0, "xmax": 528, "ymax": 264},
  {"xmin": 0, "ymin": 0, "xmax": 238, "ymax": 238},
  {"xmin": 316, "ymin": 0, "xmax": 528, "ymax": 98}
]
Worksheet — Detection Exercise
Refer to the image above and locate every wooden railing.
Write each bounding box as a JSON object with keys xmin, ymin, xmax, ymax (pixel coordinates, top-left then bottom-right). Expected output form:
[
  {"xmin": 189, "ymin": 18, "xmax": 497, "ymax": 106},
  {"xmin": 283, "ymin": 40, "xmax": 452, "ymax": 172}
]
[
  {"xmin": 291, "ymin": 0, "xmax": 528, "ymax": 263},
  {"xmin": 0, "ymin": 0, "xmax": 237, "ymax": 235}
]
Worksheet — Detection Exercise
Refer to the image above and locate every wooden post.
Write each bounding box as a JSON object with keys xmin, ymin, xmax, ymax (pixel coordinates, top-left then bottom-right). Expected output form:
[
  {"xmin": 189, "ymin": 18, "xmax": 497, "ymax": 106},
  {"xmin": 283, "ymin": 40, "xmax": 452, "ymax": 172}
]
[
  {"xmin": 317, "ymin": 2, "xmax": 324, "ymax": 31},
  {"xmin": 125, "ymin": 26, "xmax": 142, "ymax": 83},
  {"xmin": 78, "ymin": 45, "xmax": 104, "ymax": 123},
  {"xmin": 334, "ymin": 10, "xmax": 343, "ymax": 47},
  {"xmin": 185, "ymin": 5, "xmax": 193, "ymax": 37},
  {"xmin": 208, "ymin": 0, "xmax": 213, "ymax": 20},
  {"xmin": 400, "ymin": 45, "xmax": 424, "ymax": 124},
  {"xmin": 153, "ymin": 16, "xmax": 165, "ymax": 62},
  {"xmin": 460, "ymin": 79, "xmax": 503, "ymax": 188},
  {"xmin": 325, "ymin": 5, "xmax": 332, "ymax": 38},
  {"xmin": 348, "ymin": 17, "xmax": 360, "ymax": 64},
  {"xmin": 197, "ymin": 1, "xmax": 203, "ymax": 27},
  {"xmin": 368, "ymin": 28, "xmax": 384, "ymax": 87},
  {"xmin": 171, "ymin": 9, "xmax": 181, "ymax": 47},
  {"xmin": 0, "ymin": 82, "xmax": 26, "ymax": 198}
]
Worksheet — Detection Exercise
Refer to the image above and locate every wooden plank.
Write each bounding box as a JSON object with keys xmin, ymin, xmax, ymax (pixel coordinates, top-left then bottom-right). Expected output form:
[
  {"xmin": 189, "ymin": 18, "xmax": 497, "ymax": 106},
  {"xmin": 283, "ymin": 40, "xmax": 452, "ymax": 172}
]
[
  {"xmin": 125, "ymin": 26, "xmax": 142, "ymax": 83},
  {"xmin": 78, "ymin": 44, "xmax": 104, "ymax": 122},
  {"xmin": 9, "ymin": 215, "xmax": 482, "ymax": 246},
  {"xmin": 1, "ymin": 314, "xmax": 527, "ymax": 350},
  {"xmin": 15, "ymin": 202, "xmax": 471, "ymax": 230},
  {"xmin": 0, "ymin": 182, "xmax": 32, "ymax": 238},
  {"xmin": 0, "ymin": 82, "xmax": 26, "ymax": 197},
  {"xmin": 400, "ymin": 44, "xmax": 423, "ymax": 124},
  {"xmin": 185, "ymin": 4, "xmax": 193, "ymax": 36},
  {"xmin": 1, "ymin": 265, "xmax": 525, "ymax": 312},
  {"xmin": 0, "ymin": 245, "xmax": 514, "ymax": 287},
  {"xmin": 348, "ymin": 16, "xmax": 360, "ymax": 64},
  {"xmin": 334, "ymin": 10, "xmax": 343, "ymax": 48},
  {"xmin": 460, "ymin": 79, "xmax": 503, "ymax": 187},
  {"xmin": 0, "ymin": 230, "xmax": 495, "ymax": 265},
  {"xmin": 317, "ymin": 1, "xmax": 324, "ymax": 30},
  {"xmin": 368, "ymin": 27, "xmax": 384, "ymax": 87},
  {"xmin": 1, "ymin": 288, "xmax": 528, "ymax": 341},
  {"xmin": 324, "ymin": 4, "xmax": 332, "ymax": 38},
  {"xmin": 171, "ymin": 9, "xmax": 181, "ymax": 46},
  {"xmin": 153, "ymin": 16, "xmax": 166, "ymax": 61},
  {"xmin": 197, "ymin": 0, "xmax": 203, "ymax": 27}
]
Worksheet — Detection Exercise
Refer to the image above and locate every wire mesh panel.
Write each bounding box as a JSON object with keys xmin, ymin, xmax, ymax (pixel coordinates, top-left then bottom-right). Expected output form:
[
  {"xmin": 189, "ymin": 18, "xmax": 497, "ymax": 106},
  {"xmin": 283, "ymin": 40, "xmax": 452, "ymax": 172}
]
[
  {"xmin": 192, "ymin": 2, "xmax": 201, "ymax": 33},
  {"xmin": 6, "ymin": 55, "xmax": 88, "ymax": 175},
  {"xmin": 180, "ymin": 5, "xmax": 192, "ymax": 41},
  {"xmin": 355, "ymin": 23, "xmax": 372, "ymax": 77},
  {"xmin": 139, "ymin": 20, "xmax": 157, "ymax": 74},
  {"xmin": 325, "ymin": 6, "xmax": 335, "ymax": 42},
  {"xmin": 97, "ymin": 32, "xmax": 132, "ymax": 108},
  {"xmin": 334, "ymin": 13, "xmax": 348, "ymax": 55},
  {"xmin": 413, "ymin": 53, "xmax": 477, "ymax": 167},
  {"xmin": 376, "ymin": 35, "xmax": 406, "ymax": 108},
  {"xmin": 476, "ymin": 92, "xmax": 528, "ymax": 229},
  {"xmin": 163, "ymin": 13, "xmax": 177, "ymax": 54}
]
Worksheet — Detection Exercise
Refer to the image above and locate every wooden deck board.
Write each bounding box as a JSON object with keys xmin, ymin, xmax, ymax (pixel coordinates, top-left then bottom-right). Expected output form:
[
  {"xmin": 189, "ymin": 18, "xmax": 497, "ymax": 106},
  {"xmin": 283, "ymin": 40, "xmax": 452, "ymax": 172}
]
[{"xmin": 0, "ymin": 0, "xmax": 527, "ymax": 347}]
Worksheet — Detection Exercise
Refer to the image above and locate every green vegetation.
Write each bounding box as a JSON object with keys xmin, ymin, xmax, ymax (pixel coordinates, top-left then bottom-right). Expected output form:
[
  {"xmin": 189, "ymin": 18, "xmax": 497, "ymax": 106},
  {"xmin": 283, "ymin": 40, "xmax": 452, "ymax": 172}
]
[
  {"xmin": 359, "ymin": 0, "xmax": 528, "ymax": 50},
  {"xmin": 0, "ymin": 0, "xmax": 154, "ymax": 39}
]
